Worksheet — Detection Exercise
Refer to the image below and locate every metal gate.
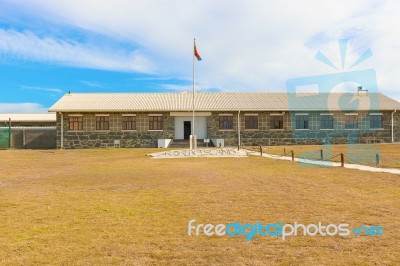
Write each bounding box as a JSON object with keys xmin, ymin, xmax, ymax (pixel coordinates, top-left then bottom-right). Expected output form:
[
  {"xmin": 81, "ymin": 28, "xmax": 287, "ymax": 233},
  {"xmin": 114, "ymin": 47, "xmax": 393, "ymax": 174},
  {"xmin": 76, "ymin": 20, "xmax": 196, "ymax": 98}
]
[{"xmin": 0, "ymin": 127, "xmax": 10, "ymax": 149}]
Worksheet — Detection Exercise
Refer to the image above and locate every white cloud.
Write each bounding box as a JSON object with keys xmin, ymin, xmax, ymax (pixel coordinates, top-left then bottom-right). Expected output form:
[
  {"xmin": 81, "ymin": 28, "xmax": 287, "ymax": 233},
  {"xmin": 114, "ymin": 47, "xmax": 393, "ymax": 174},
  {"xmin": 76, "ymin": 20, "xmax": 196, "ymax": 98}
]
[
  {"xmin": 0, "ymin": 28, "xmax": 154, "ymax": 73},
  {"xmin": 20, "ymin": 85, "xmax": 63, "ymax": 93},
  {"xmin": 0, "ymin": 103, "xmax": 49, "ymax": 113},
  {"xmin": 80, "ymin": 80, "xmax": 104, "ymax": 88},
  {"xmin": 1, "ymin": 0, "xmax": 400, "ymax": 102}
]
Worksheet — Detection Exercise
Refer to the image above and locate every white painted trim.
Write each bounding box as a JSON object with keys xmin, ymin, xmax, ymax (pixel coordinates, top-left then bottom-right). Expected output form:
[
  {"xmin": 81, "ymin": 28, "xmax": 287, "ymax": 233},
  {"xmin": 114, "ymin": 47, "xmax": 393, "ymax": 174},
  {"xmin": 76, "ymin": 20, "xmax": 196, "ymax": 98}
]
[
  {"xmin": 345, "ymin": 113, "xmax": 358, "ymax": 116},
  {"xmin": 122, "ymin": 114, "xmax": 136, "ymax": 116},
  {"xmin": 320, "ymin": 113, "xmax": 333, "ymax": 116},
  {"xmin": 295, "ymin": 113, "xmax": 308, "ymax": 115},
  {"xmin": 244, "ymin": 113, "xmax": 258, "ymax": 116},
  {"xmin": 270, "ymin": 113, "xmax": 284, "ymax": 116},
  {"xmin": 219, "ymin": 114, "xmax": 233, "ymax": 116},
  {"xmin": 170, "ymin": 112, "xmax": 211, "ymax": 117},
  {"xmin": 68, "ymin": 114, "xmax": 83, "ymax": 117},
  {"xmin": 148, "ymin": 114, "xmax": 163, "ymax": 117},
  {"xmin": 369, "ymin": 113, "xmax": 383, "ymax": 115},
  {"xmin": 95, "ymin": 114, "xmax": 110, "ymax": 116}
]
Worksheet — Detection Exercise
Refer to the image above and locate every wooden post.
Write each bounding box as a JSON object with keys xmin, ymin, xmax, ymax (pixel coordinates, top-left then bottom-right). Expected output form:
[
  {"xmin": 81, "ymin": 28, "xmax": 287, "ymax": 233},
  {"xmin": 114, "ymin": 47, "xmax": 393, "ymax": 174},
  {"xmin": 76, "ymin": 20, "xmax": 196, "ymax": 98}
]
[
  {"xmin": 340, "ymin": 153, "xmax": 344, "ymax": 167},
  {"xmin": 320, "ymin": 149, "xmax": 323, "ymax": 160},
  {"xmin": 376, "ymin": 154, "xmax": 380, "ymax": 167},
  {"xmin": 260, "ymin": 145, "xmax": 262, "ymax": 156},
  {"xmin": 291, "ymin": 150, "xmax": 294, "ymax": 162},
  {"xmin": 8, "ymin": 118, "xmax": 11, "ymax": 149},
  {"xmin": 284, "ymin": 148, "xmax": 286, "ymax": 155}
]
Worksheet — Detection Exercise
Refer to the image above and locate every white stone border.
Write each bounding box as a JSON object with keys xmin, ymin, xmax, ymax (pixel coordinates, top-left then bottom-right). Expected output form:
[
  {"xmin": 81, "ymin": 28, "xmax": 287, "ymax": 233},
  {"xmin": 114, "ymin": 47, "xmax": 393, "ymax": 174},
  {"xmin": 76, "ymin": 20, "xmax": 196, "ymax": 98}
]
[{"xmin": 148, "ymin": 148, "xmax": 248, "ymax": 158}]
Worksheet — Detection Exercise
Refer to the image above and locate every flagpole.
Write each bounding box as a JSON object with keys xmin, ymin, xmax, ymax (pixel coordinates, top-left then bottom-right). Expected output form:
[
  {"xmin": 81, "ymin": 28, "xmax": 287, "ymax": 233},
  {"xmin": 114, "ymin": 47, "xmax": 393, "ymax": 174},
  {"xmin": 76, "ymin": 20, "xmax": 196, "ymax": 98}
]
[{"xmin": 192, "ymin": 38, "xmax": 196, "ymax": 150}]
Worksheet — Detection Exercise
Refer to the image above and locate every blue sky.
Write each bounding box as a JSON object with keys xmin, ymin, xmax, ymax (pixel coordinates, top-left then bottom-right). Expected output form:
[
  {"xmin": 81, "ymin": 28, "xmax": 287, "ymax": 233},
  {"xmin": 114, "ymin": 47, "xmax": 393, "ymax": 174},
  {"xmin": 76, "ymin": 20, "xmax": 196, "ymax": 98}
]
[{"xmin": 1, "ymin": 0, "xmax": 399, "ymax": 112}]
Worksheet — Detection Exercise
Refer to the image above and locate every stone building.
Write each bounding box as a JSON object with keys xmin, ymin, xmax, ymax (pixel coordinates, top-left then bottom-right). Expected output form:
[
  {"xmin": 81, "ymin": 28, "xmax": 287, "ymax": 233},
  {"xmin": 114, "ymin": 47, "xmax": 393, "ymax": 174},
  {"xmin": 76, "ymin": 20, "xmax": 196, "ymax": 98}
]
[{"xmin": 48, "ymin": 92, "xmax": 400, "ymax": 149}]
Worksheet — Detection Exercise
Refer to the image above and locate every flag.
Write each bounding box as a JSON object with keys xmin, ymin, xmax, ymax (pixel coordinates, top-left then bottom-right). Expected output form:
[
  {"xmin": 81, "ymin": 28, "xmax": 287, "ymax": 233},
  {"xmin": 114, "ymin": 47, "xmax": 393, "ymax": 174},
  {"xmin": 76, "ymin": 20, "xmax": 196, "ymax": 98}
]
[{"xmin": 194, "ymin": 42, "xmax": 202, "ymax": 61}]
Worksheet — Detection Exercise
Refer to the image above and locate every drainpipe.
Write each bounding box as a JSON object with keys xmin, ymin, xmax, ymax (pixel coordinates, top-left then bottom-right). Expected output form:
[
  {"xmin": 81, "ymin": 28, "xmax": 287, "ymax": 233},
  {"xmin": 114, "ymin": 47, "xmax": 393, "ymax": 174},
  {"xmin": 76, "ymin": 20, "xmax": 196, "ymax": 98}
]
[
  {"xmin": 238, "ymin": 110, "xmax": 241, "ymax": 147},
  {"xmin": 60, "ymin": 112, "xmax": 64, "ymax": 149},
  {"xmin": 392, "ymin": 109, "xmax": 397, "ymax": 143}
]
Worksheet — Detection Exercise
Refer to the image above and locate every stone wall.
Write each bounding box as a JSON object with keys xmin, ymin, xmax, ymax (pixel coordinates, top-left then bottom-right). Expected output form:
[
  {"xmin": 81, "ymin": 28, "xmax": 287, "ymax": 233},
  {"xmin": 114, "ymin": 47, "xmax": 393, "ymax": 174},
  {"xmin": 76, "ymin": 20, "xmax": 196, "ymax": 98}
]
[
  {"xmin": 55, "ymin": 110, "xmax": 400, "ymax": 149},
  {"xmin": 208, "ymin": 111, "xmax": 398, "ymax": 146},
  {"xmin": 56, "ymin": 112, "xmax": 174, "ymax": 149}
]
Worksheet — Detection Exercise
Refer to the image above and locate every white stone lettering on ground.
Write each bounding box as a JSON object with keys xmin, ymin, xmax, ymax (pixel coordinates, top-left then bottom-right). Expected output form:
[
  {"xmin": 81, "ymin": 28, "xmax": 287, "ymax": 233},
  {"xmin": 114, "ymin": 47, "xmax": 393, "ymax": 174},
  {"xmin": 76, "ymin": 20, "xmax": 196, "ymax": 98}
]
[{"xmin": 148, "ymin": 149, "xmax": 248, "ymax": 158}]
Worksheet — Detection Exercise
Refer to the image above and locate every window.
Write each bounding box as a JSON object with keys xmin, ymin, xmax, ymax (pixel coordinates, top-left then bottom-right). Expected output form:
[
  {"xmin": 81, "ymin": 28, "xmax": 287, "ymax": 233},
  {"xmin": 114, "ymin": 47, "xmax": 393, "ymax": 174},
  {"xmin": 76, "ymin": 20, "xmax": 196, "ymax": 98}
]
[
  {"xmin": 345, "ymin": 114, "xmax": 358, "ymax": 129},
  {"xmin": 68, "ymin": 116, "xmax": 83, "ymax": 131},
  {"xmin": 96, "ymin": 116, "xmax": 109, "ymax": 130},
  {"xmin": 122, "ymin": 115, "xmax": 136, "ymax": 130},
  {"xmin": 245, "ymin": 115, "xmax": 258, "ymax": 130},
  {"xmin": 219, "ymin": 115, "xmax": 233, "ymax": 130},
  {"xmin": 149, "ymin": 115, "xmax": 163, "ymax": 130},
  {"xmin": 270, "ymin": 115, "xmax": 283, "ymax": 129},
  {"xmin": 370, "ymin": 114, "xmax": 383, "ymax": 129},
  {"xmin": 295, "ymin": 114, "xmax": 309, "ymax": 130},
  {"xmin": 320, "ymin": 114, "xmax": 334, "ymax": 130}
]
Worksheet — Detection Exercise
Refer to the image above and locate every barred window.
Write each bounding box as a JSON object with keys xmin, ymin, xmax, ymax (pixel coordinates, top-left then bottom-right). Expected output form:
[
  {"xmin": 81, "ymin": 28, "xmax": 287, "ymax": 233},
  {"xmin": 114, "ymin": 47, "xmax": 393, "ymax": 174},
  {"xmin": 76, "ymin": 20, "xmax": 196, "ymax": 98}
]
[
  {"xmin": 122, "ymin": 116, "xmax": 136, "ymax": 130},
  {"xmin": 96, "ymin": 116, "xmax": 109, "ymax": 130},
  {"xmin": 270, "ymin": 115, "xmax": 283, "ymax": 129},
  {"xmin": 345, "ymin": 115, "xmax": 358, "ymax": 129},
  {"xmin": 219, "ymin": 115, "xmax": 233, "ymax": 130},
  {"xmin": 320, "ymin": 115, "xmax": 333, "ymax": 129},
  {"xmin": 370, "ymin": 114, "xmax": 382, "ymax": 129},
  {"xmin": 149, "ymin": 115, "xmax": 163, "ymax": 130},
  {"xmin": 295, "ymin": 115, "xmax": 309, "ymax": 129},
  {"xmin": 68, "ymin": 116, "xmax": 83, "ymax": 131},
  {"xmin": 245, "ymin": 115, "xmax": 258, "ymax": 130}
]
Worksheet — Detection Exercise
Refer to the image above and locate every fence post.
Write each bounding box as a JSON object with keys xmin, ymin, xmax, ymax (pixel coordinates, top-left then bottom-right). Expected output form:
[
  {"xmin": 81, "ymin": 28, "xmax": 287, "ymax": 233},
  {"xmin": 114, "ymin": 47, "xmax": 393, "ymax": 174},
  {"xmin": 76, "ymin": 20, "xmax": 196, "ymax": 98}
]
[
  {"xmin": 260, "ymin": 145, "xmax": 263, "ymax": 156},
  {"xmin": 8, "ymin": 118, "xmax": 11, "ymax": 149},
  {"xmin": 284, "ymin": 148, "xmax": 286, "ymax": 155},
  {"xmin": 340, "ymin": 153, "xmax": 344, "ymax": 167},
  {"xmin": 320, "ymin": 149, "xmax": 323, "ymax": 160},
  {"xmin": 291, "ymin": 150, "xmax": 294, "ymax": 162},
  {"xmin": 376, "ymin": 154, "xmax": 380, "ymax": 167}
]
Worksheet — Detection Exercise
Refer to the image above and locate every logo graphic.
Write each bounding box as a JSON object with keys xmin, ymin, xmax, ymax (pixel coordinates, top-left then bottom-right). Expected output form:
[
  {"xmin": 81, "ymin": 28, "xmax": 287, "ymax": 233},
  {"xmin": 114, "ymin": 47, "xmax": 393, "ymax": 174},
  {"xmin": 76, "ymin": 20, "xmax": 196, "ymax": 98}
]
[
  {"xmin": 188, "ymin": 218, "xmax": 384, "ymax": 241},
  {"xmin": 286, "ymin": 39, "xmax": 381, "ymax": 165}
]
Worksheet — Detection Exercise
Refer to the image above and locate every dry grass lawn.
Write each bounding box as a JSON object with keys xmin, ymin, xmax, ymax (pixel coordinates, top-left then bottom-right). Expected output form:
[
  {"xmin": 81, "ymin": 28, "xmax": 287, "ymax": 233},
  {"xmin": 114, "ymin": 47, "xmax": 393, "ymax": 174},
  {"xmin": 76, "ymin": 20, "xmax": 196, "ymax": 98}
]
[{"xmin": 0, "ymin": 147, "xmax": 399, "ymax": 265}]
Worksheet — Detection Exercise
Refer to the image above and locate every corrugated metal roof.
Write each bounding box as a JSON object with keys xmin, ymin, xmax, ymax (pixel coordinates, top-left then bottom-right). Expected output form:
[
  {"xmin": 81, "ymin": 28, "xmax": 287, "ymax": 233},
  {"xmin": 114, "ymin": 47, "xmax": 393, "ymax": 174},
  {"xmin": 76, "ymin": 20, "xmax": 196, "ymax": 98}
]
[
  {"xmin": 0, "ymin": 113, "xmax": 56, "ymax": 122},
  {"xmin": 48, "ymin": 92, "xmax": 400, "ymax": 112}
]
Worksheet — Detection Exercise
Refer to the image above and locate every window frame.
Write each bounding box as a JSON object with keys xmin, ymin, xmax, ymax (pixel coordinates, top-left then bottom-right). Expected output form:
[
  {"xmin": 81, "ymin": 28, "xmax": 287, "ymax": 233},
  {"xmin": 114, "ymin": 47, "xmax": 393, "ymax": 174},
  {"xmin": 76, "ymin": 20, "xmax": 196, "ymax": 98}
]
[
  {"xmin": 295, "ymin": 114, "xmax": 309, "ymax": 130},
  {"xmin": 148, "ymin": 115, "xmax": 163, "ymax": 131},
  {"xmin": 95, "ymin": 115, "xmax": 110, "ymax": 131},
  {"xmin": 345, "ymin": 114, "xmax": 358, "ymax": 130},
  {"xmin": 244, "ymin": 114, "xmax": 258, "ymax": 130},
  {"xmin": 219, "ymin": 114, "xmax": 233, "ymax": 130},
  {"xmin": 122, "ymin": 115, "xmax": 137, "ymax": 131},
  {"xmin": 270, "ymin": 114, "xmax": 284, "ymax": 130},
  {"xmin": 370, "ymin": 114, "xmax": 383, "ymax": 129},
  {"xmin": 68, "ymin": 115, "xmax": 83, "ymax": 131},
  {"xmin": 320, "ymin": 114, "xmax": 334, "ymax": 130}
]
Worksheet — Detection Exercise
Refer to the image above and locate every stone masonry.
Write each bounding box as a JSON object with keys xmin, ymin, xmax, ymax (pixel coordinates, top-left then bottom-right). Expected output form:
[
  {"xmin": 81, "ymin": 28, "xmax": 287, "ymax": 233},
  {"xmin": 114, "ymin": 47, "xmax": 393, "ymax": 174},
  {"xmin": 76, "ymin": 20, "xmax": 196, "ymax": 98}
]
[{"xmin": 56, "ymin": 110, "xmax": 400, "ymax": 149}]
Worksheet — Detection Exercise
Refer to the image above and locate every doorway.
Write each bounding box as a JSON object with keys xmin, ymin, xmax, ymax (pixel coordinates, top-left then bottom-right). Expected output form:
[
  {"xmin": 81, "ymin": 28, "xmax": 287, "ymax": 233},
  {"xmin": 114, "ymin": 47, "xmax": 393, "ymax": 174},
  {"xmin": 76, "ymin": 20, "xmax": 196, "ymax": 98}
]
[{"xmin": 183, "ymin": 121, "xmax": 191, "ymax": 139}]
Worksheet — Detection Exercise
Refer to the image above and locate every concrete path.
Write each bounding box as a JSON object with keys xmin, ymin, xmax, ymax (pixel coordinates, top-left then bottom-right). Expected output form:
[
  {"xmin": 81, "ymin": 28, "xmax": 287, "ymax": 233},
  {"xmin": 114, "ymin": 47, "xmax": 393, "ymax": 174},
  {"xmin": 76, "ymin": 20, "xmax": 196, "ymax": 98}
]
[{"xmin": 245, "ymin": 150, "xmax": 400, "ymax": 175}]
